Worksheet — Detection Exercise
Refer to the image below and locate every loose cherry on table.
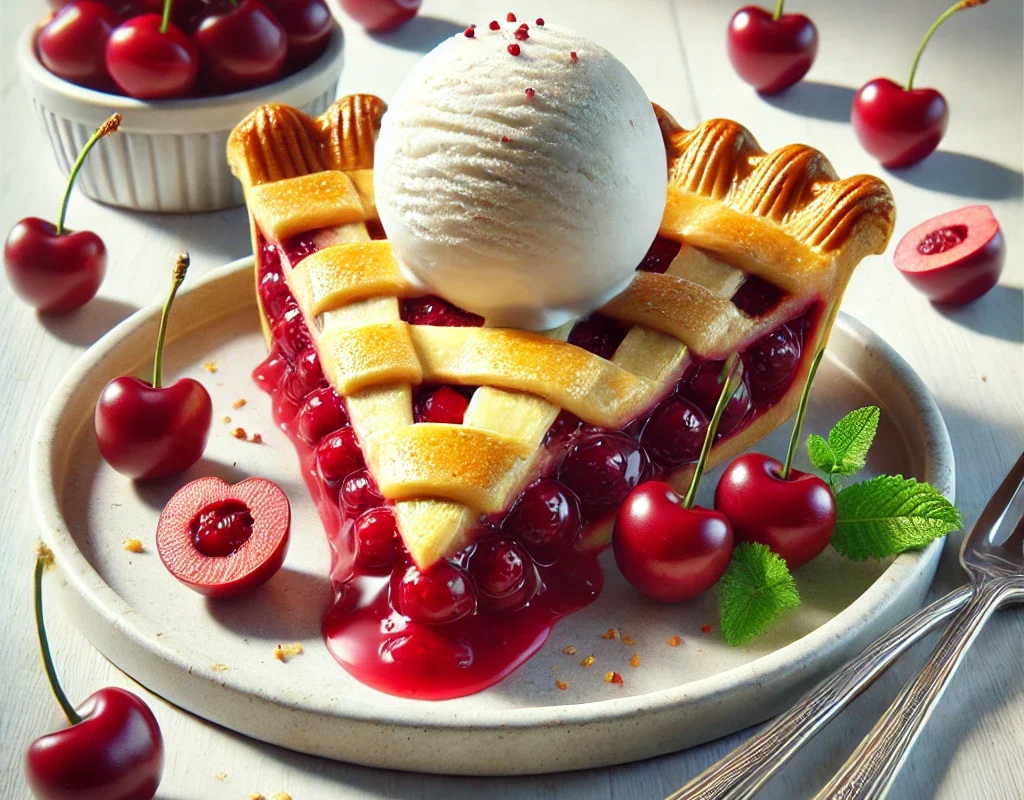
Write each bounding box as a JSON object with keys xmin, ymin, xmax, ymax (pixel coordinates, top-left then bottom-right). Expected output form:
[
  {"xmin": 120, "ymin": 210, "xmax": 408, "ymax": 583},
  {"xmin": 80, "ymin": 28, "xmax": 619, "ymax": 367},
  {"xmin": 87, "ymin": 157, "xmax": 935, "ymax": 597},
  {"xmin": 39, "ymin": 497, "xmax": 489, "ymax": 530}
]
[
  {"xmin": 715, "ymin": 349, "xmax": 836, "ymax": 569},
  {"xmin": 105, "ymin": 0, "xmax": 198, "ymax": 98},
  {"xmin": 893, "ymin": 205, "xmax": 1004, "ymax": 305},
  {"xmin": 262, "ymin": 0, "xmax": 334, "ymax": 66},
  {"xmin": 37, "ymin": 1, "xmax": 119, "ymax": 89},
  {"xmin": 156, "ymin": 476, "xmax": 291, "ymax": 597},
  {"xmin": 612, "ymin": 357, "xmax": 741, "ymax": 603},
  {"xmin": 336, "ymin": 0, "xmax": 421, "ymax": 33},
  {"xmin": 4, "ymin": 114, "xmax": 119, "ymax": 314},
  {"xmin": 192, "ymin": 0, "xmax": 288, "ymax": 93},
  {"xmin": 95, "ymin": 253, "xmax": 213, "ymax": 481},
  {"xmin": 851, "ymin": 0, "xmax": 989, "ymax": 168},
  {"xmin": 726, "ymin": 1, "xmax": 818, "ymax": 94},
  {"xmin": 27, "ymin": 549, "xmax": 164, "ymax": 800}
]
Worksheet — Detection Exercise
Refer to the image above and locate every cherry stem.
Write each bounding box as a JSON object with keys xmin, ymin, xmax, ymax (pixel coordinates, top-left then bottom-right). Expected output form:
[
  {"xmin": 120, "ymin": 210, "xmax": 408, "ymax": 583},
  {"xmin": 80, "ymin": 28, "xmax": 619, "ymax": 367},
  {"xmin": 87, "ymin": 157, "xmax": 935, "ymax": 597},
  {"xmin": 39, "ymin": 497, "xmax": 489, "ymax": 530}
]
[
  {"xmin": 773, "ymin": 0, "xmax": 785, "ymax": 21},
  {"xmin": 160, "ymin": 0, "xmax": 173, "ymax": 34},
  {"xmin": 55, "ymin": 114, "xmax": 121, "ymax": 237},
  {"xmin": 906, "ymin": 0, "xmax": 985, "ymax": 90},
  {"xmin": 152, "ymin": 252, "xmax": 190, "ymax": 389},
  {"xmin": 34, "ymin": 551, "xmax": 81, "ymax": 726},
  {"xmin": 780, "ymin": 346, "xmax": 825, "ymax": 480},
  {"xmin": 683, "ymin": 354, "xmax": 741, "ymax": 510}
]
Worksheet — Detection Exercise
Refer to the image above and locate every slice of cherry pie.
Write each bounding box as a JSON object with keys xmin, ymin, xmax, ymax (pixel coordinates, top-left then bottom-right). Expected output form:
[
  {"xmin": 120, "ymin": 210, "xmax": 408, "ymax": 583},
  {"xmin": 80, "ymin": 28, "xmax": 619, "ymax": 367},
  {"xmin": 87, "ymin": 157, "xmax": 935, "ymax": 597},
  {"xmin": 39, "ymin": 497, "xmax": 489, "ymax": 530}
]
[{"xmin": 227, "ymin": 94, "xmax": 894, "ymax": 699}]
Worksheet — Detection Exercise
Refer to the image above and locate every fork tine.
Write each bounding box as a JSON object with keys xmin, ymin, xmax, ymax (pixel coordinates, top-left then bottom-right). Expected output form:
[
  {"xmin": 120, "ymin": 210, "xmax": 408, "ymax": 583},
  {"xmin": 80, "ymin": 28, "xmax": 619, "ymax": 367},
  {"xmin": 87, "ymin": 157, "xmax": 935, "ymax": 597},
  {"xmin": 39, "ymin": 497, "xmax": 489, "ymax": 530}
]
[{"xmin": 961, "ymin": 451, "xmax": 1024, "ymax": 557}]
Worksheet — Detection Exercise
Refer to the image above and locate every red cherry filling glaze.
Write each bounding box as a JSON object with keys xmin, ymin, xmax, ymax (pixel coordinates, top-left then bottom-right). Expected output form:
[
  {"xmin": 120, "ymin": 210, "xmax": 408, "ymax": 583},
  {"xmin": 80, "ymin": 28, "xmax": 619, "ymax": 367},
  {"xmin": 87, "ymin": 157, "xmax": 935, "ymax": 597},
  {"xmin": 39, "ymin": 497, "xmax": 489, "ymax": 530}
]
[{"xmin": 253, "ymin": 232, "xmax": 819, "ymax": 698}]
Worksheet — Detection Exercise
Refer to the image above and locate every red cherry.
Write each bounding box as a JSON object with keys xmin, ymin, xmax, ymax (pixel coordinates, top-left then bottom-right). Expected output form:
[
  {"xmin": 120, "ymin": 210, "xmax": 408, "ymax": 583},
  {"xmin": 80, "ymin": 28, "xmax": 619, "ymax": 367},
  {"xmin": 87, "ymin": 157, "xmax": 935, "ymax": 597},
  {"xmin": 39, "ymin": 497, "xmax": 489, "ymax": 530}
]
[
  {"xmin": 337, "ymin": 0, "xmax": 421, "ymax": 33},
  {"xmin": 395, "ymin": 561, "xmax": 476, "ymax": 625},
  {"xmin": 726, "ymin": 5, "xmax": 818, "ymax": 94},
  {"xmin": 681, "ymin": 361, "xmax": 752, "ymax": 436},
  {"xmin": 272, "ymin": 306, "xmax": 311, "ymax": 358},
  {"xmin": 105, "ymin": 14, "xmax": 198, "ymax": 99},
  {"xmin": 852, "ymin": 78, "xmax": 948, "ymax": 168},
  {"xmin": 501, "ymin": 478, "xmax": 582, "ymax": 565},
  {"xmin": 744, "ymin": 322, "xmax": 802, "ymax": 405},
  {"xmin": 4, "ymin": 219, "xmax": 105, "ymax": 314},
  {"xmin": 339, "ymin": 468, "xmax": 384, "ymax": 515},
  {"xmin": 354, "ymin": 507, "xmax": 401, "ymax": 572},
  {"xmin": 37, "ymin": 1, "xmax": 118, "ymax": 89},
  {"xmin": 404, "ymin": 295, "xmax": 484, "ymax": 327},
  {"xmin": 558, "ymin": 431, "xmax": 649, "ymax": 517},
  {"xmin": 192, "ymin": 0, "xmax": 288, "ymax": 92},
  {"xmin": 467, "ymin": 537, "xmax": 540, "ymax": 611},
  {"xmin": 315, "ymin": 426, "xmax": 363, "ymax": 482},
  {"xmin": 258, "ymin": 269, "xmax": 295, "ymax": 321},
  {"xmin": 714, "ymin": 453, "xmax": 835, "ymax": 569},
  {"xmin": 893, "ymin": 205, "xmax": 1005, "ymax": 305},
  {"xmin": 297, "ymin": 386, "xmax": 348, "ymax": 445},
  {"xmin": 262, "ymin": 0, "xmax": 334, "ymax": 66},
  {"xmin": 567, "ymin": 314, "xmax": 627, "ymax": 359},
  {"xmin": 95, "ymin": 254, "xmax": 212, "ymax": 481},
  {"xmin": 640, "ymin": 395, "xmax": 708, "ymax": 469},
  {"xmin": 415, "ymin": 386, "xmax": 469, "ymax": 424},
  {"xmin": 638, "ymin": 235, "xmax": 682, "ymax": 274},
  {"xmin": 292, "ymin": 345, "xmax": 325, "ymax": 393},
  {"xmin": 613, "ymin": 482, "xmax": 734, "ymax": 602},
  {"xmin": 157, "ymin": 476, "xmax": 291, "ymax": 597},
  {"xmin": 543, "ymin": 410, "xmax": 582, "ymax": 448}
]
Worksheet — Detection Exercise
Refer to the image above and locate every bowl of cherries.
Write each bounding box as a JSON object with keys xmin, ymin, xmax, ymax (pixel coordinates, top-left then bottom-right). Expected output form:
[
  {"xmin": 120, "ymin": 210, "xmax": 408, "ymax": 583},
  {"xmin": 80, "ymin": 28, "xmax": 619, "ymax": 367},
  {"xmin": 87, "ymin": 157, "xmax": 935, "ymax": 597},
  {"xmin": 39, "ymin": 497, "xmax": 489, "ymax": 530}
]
[{"xmin": 19, "ymin": 0, "xmax": 343, "ymax": 213}]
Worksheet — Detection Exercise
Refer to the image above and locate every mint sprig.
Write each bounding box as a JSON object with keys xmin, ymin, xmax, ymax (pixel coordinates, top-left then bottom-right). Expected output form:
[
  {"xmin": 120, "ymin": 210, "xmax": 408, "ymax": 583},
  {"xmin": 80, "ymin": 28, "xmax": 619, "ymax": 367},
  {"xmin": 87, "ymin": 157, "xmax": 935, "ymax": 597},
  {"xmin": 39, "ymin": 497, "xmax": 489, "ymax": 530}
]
[
  {"xmin": 832, "ymin": 475, "xmax": 962, "ymax": 560},
  {"xmin": 717, "ymin": 543, "xmax": 801, "ymax": 646},
  {"xmin": 806, "ymin": 406, "xmax": 879, "ymax": 490}
]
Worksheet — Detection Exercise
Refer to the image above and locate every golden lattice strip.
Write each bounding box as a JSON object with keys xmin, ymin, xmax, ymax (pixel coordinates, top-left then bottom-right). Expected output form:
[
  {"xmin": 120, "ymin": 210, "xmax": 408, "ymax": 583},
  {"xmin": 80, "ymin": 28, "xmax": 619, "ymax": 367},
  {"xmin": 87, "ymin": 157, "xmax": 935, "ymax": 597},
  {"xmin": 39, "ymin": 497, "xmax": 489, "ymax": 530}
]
[
  {"xmin": 370, "ymin": 424, "xmax": 533, "ymax": 512},
  {"xmin": 319, "ymin": 321, "xmax": 421, "ymax": 394},
  {"xmin": 669, "ymin": 243, "xmax": 746, "ymax": 298},
  {"xmin": 411, "ymin": 326, "xmax": 650, "ymax": 430},
  {"xmin": 250, "ymin": 171, "xmax": 366, "ymax": 242},
  {"xmin": 291, "ymin": 242, "xmax": 412, "ymax": 317},
  {"xmin": 395, "ymin": 501, "xmax": 477, "ymax": 572}
]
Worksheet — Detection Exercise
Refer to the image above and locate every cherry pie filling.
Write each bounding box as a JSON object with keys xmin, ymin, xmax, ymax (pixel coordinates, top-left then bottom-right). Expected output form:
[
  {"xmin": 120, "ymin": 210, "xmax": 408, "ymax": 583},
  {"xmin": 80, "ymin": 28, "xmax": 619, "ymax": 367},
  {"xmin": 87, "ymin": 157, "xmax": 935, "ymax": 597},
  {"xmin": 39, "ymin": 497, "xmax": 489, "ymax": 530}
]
[{"xmin": 253, "ymin": 232, "xmax": 821, "ymax": 699}]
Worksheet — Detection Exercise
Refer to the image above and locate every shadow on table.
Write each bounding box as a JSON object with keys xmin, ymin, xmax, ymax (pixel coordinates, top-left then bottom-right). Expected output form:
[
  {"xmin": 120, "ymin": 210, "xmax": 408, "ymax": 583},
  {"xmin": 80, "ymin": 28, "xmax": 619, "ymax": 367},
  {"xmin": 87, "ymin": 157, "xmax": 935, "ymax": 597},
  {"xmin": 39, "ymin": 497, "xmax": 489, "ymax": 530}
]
[
  {"xmin": 117, "ymin": 206, "xmax": 253, "ymax": 268},
  {"xmin": 934, "ymin": 285, "xmax": 1024, "ymax": 344},
  {"xmin": 890, "ymin": 152, "xmax": 1024, "ymax": 200},
  {"xmin": 369, "ymin": 15, "xmax": 464, "ymax": 53},
  {"xmin": 761, "ymin": 80, "xmax": 856, "ymax": 123},
  {"xmin": 39, "ymin": 297, "xmax": 138, "ymax": 347},
  {"xmin": 131, "ymin": 457, "xmax": 251, "ymax": 511}
]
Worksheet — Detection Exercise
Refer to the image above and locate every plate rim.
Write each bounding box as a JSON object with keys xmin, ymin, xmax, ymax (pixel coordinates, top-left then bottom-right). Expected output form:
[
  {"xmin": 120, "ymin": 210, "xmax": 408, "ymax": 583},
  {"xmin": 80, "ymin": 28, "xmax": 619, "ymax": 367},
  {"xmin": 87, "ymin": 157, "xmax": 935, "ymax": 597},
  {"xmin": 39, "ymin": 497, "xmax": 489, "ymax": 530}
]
[{"xmin": 29, "ymin": 256, "xmax": 953, "ymax": 735}]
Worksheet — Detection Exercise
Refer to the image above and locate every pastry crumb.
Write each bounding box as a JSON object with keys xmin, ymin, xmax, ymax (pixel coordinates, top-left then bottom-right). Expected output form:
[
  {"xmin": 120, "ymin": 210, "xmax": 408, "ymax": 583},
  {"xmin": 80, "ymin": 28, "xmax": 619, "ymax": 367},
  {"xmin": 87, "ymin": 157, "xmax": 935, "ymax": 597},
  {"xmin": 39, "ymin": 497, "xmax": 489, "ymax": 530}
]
[
  {"xmin": 981, "ymin": 375, "xmax": 987, "ymax": 382},
  {"xmin": 580, "ymin": 655, "xmax": 595, "ymax": 668},
  {"xmin": 701, "ymin": 624, "xmax": 712, "ymax": 634},
  {"xmin": 211, "ymin": 663, "xmax": 229, "ymax": 672},
  {"xmin": 233, "ymin": 398, "xmax": 247, "ymax": 408},
  {"xmin": 562, "ymin": 644, "xmax": 578, "ymax": 656},
  {"xmin": 271, "ymin": 793, "xmax": 292, "ymax": 800},
  {"xmin": 602, "ymin": 628, "xmax": 618, "ymax": 640},
  {"xmin": 629, "ymin": 653, "xmax": 641, "ymax": 668},
  {"xmin": 604, "ymin": 671, "xmax": 624, "ymax": 686},
  {"xmin": 621, "ymin": 634, "xmax": 636, "ymax": 646},
  {"xmin": 221, "ymin": 416, "xmax": 232, "ymax": 424},
  {"xmin": 274, "ymin": 643, "xmax": 303, "ymax": 662},
  {"xmin": 249, "ymin": 432, "xmax": 263, "ymax": 444},
  {"xmin": 249, "ymin": 794, "xmax": 266, "ymax": 800},
  {"xmin": 214, "ymin": 772, "xmax": 227, "ymax": 782},
  {"xmin": 122, "ymin": 538, "xmax": 143, "ymax": 553},
  {"xmin": 231, "ymin": 427, "xmax": 247, "ymax": 440},
  {"xmin": 668, "ymin": 635, "xmax": 682, "ymax": 647},
  {"xmin": 555, "ymin": 679, "xmax": 567, "ymax": 691},
  {"xmin": 202, "ymin": 361, "xmax": 218, "ymax": 373}
]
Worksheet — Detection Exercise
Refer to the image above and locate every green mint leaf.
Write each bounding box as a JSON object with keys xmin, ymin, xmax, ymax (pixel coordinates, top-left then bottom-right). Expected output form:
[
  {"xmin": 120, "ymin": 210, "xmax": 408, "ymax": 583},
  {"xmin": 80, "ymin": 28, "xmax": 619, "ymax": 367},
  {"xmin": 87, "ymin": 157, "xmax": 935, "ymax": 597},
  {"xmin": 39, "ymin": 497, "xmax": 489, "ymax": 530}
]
[
  {"xmin": 832, "ymin": 475, "xmax": 962, "ymax": 560},
  {"xmin": 806, "ymin": 433, "xmax": 838, "ymax": 473},
  {"xmin": 717, "ymin": 543, "xmax": 801, "ymax": 646},
  {"xmin": 826, "ymin": 406, "xmax": 880, "ymax": 476}
]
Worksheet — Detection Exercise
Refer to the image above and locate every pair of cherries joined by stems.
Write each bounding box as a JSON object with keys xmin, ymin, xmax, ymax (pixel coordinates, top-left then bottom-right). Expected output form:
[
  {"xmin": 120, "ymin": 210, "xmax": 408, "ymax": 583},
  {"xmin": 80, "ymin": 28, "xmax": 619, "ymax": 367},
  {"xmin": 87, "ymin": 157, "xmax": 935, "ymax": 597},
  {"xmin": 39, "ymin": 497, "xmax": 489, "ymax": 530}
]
[
  {"xmin": 727, "ymin": 0, "xmax": 990, "ymax": 168},
  {"xmin": 613, "ymin": 348, "xmax": 835, "ymax": 603}
]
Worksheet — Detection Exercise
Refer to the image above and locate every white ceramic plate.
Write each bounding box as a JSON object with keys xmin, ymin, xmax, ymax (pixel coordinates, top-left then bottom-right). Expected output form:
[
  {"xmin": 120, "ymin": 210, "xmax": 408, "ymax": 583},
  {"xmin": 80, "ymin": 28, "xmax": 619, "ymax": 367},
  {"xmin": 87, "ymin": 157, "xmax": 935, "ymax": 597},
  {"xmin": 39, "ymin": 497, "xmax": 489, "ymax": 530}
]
[{"xmin": 31, "ymin": 258, "xmax": 954, "ymax": 776}]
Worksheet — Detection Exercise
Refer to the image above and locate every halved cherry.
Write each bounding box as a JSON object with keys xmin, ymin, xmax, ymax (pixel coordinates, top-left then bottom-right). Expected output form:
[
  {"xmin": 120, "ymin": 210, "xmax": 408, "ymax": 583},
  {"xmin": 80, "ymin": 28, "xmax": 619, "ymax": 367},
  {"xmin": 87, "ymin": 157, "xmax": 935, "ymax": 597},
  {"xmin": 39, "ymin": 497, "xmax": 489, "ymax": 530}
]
[{"xmin": 156, "ymin": 477, "xmax": 290, "ymax": 598}]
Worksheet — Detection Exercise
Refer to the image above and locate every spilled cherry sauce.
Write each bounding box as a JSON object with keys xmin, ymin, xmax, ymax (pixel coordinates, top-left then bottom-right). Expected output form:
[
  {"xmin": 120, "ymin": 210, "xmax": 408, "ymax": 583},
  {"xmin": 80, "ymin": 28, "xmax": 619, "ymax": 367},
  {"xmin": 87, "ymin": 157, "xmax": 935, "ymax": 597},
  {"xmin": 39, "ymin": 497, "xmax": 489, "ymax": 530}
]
[{"xmin": 253, "ymin": 233, "xmax": 819, "ymax": 699}]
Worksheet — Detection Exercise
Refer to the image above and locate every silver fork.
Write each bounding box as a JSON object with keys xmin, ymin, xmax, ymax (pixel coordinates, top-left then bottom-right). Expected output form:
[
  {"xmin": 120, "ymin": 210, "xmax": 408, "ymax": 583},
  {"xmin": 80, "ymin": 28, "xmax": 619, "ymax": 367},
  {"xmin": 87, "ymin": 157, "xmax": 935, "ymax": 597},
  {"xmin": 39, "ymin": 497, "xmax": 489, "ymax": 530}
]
[{"xmin": 671, "ymin": 451, "xmax": 1024, "ymax": 800}]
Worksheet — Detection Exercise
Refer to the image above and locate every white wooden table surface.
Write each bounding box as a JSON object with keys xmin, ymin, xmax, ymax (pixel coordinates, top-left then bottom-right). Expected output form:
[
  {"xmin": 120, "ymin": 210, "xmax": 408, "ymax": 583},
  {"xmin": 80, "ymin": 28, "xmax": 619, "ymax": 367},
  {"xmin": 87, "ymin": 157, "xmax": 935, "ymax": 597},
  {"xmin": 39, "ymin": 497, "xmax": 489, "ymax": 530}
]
[{"xmin": 2, "ymin": 1, "xmax": 1022, "ymax": 798}]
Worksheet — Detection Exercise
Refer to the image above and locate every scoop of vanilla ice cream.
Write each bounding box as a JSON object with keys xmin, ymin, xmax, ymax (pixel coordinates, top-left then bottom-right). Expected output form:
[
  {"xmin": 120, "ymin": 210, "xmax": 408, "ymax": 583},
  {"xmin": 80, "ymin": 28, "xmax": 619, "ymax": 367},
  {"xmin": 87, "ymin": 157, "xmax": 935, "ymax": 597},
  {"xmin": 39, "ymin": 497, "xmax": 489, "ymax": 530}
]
[{"xmin": 373, "ymin": 21, "xmax": 667, "ymax": 330}]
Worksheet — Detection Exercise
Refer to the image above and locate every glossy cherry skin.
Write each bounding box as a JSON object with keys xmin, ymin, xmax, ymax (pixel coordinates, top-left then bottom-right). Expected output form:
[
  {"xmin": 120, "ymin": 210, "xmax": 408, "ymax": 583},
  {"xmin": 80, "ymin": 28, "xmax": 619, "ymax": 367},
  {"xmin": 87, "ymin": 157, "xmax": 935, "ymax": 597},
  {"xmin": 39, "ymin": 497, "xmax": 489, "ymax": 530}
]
[
  {"xmin": 337, "ymin": 0, "xmax": 421, "ymax": 33},
  {"xmin": 262, "ymin": 0, "xmax": 334, "ymax": 65},
  {"xmin": 192, "ymin": 0, "xmax": 288, "ymax": 92},
  {"xmin": 726, "ymin": 6, "xmax": 818, "ymax": 94},
  {"xmin": 4, "ymin": 218, "xmax": 106, "ymax": 314},
  {"xmin": 105, "ymin": 14, "xmax": 199, "ymax": 99},
  {"xmin": 26, "ymin": 687, "xmax": 163, "ymax": 800},
  {"xmin": 852, "ymin": 78, "xmax": 948, "ymax": 168},
  {"xmin": 715, "ymin": 453, "xmax": 836, "ymax": 569},
  {"xmin": 95, "ymin": 377, "xmax": 212, "ymax": 481},
  {"xmin": 37, "ymin": 1, "xmax": 118, "ymax": 89},
  {"xmin": 613, "ymin": 482, "xmax": 734, "ymax": 603}
]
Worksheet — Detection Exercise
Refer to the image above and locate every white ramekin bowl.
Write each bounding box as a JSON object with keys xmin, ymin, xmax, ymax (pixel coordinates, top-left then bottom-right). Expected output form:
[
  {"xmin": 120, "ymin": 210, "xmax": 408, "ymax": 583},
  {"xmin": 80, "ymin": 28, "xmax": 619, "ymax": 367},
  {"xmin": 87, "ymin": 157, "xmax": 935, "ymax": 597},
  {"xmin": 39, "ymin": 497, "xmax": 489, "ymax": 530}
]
[{"xmin": 18, "ymin": 23, "xmax": 344, "ymax": 213}]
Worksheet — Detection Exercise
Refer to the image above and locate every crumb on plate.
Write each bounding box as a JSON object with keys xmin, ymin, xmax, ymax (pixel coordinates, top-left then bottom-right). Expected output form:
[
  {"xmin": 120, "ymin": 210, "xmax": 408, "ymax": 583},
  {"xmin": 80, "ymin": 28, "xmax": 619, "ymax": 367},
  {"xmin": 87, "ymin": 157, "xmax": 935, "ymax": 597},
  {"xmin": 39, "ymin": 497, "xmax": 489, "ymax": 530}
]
[
  {"xmin": 274, "ymin": 643, "xmax": 303, "ymax": 662},
  {"xmin": 668, "ymin": 635, "xmax": 682, "ymax": 647},
  {"xmin": 271, "ymin": 793, "xmax": 293, "ymax": 800},
  {"xmin": 604, "ymin": 671, "xmax": 624, "ymax": 686},
  {"xmin": 231, "ymin": 427, "xmax": 247, "ymax": 440},
  {"xmin": 233, "ymin": 398, "xmax": 247, "ymax": 408},
  {"xmin": 621, "ymin": 634, "xmax": 636, "ymax": 646},
  {"xmin": 701, "ymin": 624, "xmax": 712, "ymax": 634},
  {"xmin": 602, "ymin": 628, "xmax": 618, "ymax": 640},
  {"xmin": 555, "ymin": 679, "xmax": 567, "ymax": 690},
  {"xmin": 203, "ymin": 361, "xmax": 217, "ymax": 373},
  {"xmin": 562, "ymin": 644, "xmax": 578, "ymax": 656},
  {"xmin": 249, "ymin": 432, "xmax": 263, "ymax": 444},
  {"xmin": 215, "ymin": 772, "xmax": 227, "ymax": 782},
  {"xmin": 630, "ymin": 653, "xmax": 641, "ymax": 668},
  {"xmin": 211, "ymin": 663, "xmax": 229, "ymax": 672},
  {"xmin": 221, "ymin": 416, "xmax": 232, "ymax": 424},
  {"xmin": 122, "ymin": 538, "xmax": 143, "ymax": 553},
  {"xmin": 580, "ymin": 655, "xmax": 594, "ymax": 668}
]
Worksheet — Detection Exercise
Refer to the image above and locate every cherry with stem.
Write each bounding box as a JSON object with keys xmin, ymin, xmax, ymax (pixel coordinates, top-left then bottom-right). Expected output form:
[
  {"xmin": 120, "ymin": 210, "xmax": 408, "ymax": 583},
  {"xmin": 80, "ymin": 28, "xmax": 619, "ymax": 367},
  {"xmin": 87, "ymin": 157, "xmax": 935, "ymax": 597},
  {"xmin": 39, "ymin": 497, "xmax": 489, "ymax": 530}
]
[
  {"xmin": 105, "ymin": 0, "xmax": 199, "ymax": 99},
  {"xmin": 26, "ymin": 546, "xmax": 164, "ymax": 800}
]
